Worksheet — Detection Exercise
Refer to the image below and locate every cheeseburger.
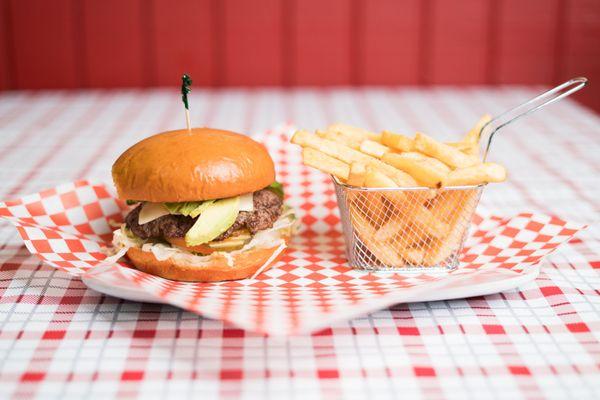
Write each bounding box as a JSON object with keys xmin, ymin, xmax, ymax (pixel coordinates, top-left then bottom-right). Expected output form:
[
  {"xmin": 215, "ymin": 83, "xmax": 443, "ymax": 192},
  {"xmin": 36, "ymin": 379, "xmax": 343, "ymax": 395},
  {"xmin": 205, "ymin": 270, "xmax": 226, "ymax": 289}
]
[{"xmin": 111, "ymin": 127, "xmax": 295, "ymax": 282}]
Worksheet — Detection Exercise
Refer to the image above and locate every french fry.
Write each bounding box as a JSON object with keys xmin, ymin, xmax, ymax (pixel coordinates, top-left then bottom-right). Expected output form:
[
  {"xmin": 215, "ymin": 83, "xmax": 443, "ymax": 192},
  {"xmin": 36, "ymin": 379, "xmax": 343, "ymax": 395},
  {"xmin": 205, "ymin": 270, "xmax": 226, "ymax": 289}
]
[
  {"xmin": 363, "ymin": 167, "xmax": 397, "ymax": 187},
  {"xmin": 382, "ymin": 152, "xmax": 450, "ymax": 188},
  {"xmin": 371, "ymin": 214, "xmax": 428, "ymax": 265},
  {"xmin": 400, "ymin": 247, "xmax": 425, "ymax": 265},
  {"xmin": 397, "ymin": 151, "xmax": 426, "ymax": 160},
  {"xmin": 422, "ymin": 190, "xmax": 479, "ymax": 266},
  {"xmin": 366, "ymin": 160, "xmax": 418, "ymax": 187},
  {"xmin": 328, "ymin": 123, "xmax": 382, "ymax": 142},
  {"xmin": 388, "ymin": 233, "xmax": 427, "ymax": 264},
  {"xmin": 293, "ymin": 130, "xmax": 418, "ymax": 187},
  {"xmin": 363, "ymin": 168, "xmax": 449, "ymax": 239},
  {"xmin": 443, "ymin": 163, "xmax": 507, "ymax": 186},
  {"xmin": 446, "ymin": 114, "xmax": 491, "ymax": 157},
  {"xmin": 292, "ymin": 130, "xmax": 372, "ymax": 165},
  {"xmin": 302, "ymin": 148, "xmax": 350, "ymax": 181},
  {"xmin": 360, "ymin": 140, "xmax": 390, "ymax": 158},
  {"xmin": 381, "ymin": 130, "xmax": 413, "ymax": 152},
  {"xmin": 348, "ymin": 190, "xmax": 388, "ymax": 228},
  {"xmin": 464, "ymin": 114, "xmax": 491, "ymax": 144},
  {"xmin": 350, "ymin": 208, "xmax": 405, "ymax": 268},
  {"xmin": 374, "ymin": 216, "xmax": 409, "ymax": 242},
  {"xmin": 347, "ymin": 162, "xmax": 367, "ymax": 186},
  {"xmin": 464, "ymin": 144, "xmax": 479, "ymax": 157},
  {"xmin": 447, "ymin": 140, "xmax": 479, "ymax": 156},
  {"xmin": 399, "ymin": 151, "xmax": 451, "ymax": 171},
  {"xmin": 393, "ymin": 153, "xmax": 449, "ymax": 195},
  {"xmin": 353, "ymin": 209, "xmax": 425, "ymax": 266},
  {"xmin": 361, "ymin": 167, "xmax": 404, "ymax": 197},
  {"xmin": 316, "ymin": 129, "xmax": 362, "ymax": 150},
  {"xmin": 351, "ymin": 169, "xmax": 400, "ymax": 225},
  {"xmin": 374, "ymin": 218, "xmax": 422, "ymax": 249},
  {"xmin": 399, "ymin": 197, "xmax": 450, "ymax": 239},
  {"xmin": 414, "ymin": 132, "xmax": 479, "ymax": 168}
]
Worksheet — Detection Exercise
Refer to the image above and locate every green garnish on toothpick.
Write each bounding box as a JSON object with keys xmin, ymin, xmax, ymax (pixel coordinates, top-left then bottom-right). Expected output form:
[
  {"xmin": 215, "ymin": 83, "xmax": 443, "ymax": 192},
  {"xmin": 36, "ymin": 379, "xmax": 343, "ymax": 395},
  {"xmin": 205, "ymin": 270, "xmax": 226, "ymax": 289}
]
[{"xmin": 181, "ymin": 74, "xmax": 192, "ymax": 131}]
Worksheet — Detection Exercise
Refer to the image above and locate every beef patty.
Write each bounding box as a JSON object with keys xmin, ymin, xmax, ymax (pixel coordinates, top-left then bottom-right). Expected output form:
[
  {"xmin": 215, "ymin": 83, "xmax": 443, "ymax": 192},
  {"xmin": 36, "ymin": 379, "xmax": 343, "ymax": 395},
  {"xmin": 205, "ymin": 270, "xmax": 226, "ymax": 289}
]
[{"xmin": 126, "ymin": 189, "xmax": 283, "ymax": 242}]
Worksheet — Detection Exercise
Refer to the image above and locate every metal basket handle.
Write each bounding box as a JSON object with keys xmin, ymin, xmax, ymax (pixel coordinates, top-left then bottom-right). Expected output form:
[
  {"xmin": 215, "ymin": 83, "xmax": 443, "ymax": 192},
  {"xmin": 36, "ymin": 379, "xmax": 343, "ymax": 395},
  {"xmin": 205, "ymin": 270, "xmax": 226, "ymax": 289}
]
[{"xmin": 481, "ymin": 77, "xmax": 588, "ymax": 161}]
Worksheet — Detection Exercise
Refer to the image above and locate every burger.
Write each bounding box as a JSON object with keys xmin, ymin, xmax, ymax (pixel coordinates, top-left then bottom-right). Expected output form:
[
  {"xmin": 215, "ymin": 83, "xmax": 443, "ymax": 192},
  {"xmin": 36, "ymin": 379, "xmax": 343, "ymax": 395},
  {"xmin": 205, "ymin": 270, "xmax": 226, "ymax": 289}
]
[{"xmin": 110, "ymin": 127, "xmax": 296, "ymax": 282}]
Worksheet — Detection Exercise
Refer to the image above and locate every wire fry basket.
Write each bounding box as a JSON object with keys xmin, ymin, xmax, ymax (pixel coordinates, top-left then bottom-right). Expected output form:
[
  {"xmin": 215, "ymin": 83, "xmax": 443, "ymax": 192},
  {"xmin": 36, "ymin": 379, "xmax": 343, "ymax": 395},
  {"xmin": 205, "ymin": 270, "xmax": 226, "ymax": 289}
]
[
  {"xmin": 334, "ymin": 181, "xmax": 484, "ymax": 271},
  {"xmin": 332, "ymin": 77, "xmax": 587, "ymax": 272}
]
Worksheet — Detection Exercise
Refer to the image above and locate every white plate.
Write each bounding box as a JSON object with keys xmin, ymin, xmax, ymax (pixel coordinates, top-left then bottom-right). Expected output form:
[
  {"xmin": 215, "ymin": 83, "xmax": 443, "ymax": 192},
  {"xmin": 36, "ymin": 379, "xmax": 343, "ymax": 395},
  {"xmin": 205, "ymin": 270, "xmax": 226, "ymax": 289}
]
[{"xmin": 81, "ymin": 265, "xmax": 540, "ymax": 306}]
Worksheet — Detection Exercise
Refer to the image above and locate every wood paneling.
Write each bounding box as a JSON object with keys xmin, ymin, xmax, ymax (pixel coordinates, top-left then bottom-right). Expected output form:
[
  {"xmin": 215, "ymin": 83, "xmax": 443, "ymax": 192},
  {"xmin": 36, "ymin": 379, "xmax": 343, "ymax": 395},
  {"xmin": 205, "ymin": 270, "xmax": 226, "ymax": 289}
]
[
  {"xmin": 361, "ymin": 0, "xmax": 421, "ymax": 85},
  {"xmin": 222, "ymin": 0, "xmax": 283, "ymax": 86},
  {"xmin": 0, "ymin": 0, "xmax": 598, "ymax": 112},
  {"xmin": 562, "ymin": 0, "xmax": 600, "ymax": 111},
  {"xmin": 495, "ymin": 0, "xmax": 561, "ymax": 84},
  {"xmin": 293, "ymin": 0, "xmax": 352, "ymax": 85},
  {"xmin": 152, "ymin": 0, "xmax": 214, "ymax": 87},
  {"xmin": 0, "ymin": 0, "xmax": 9, "ymax": 90},
  {"xmin": 9, "ymin": 0, "xmax": 80, "ymax": 89},
  {"xmin": 427, "ymin": 0, "xmax": 492, "ymax": 84},
  {"xmin": 82, "ymin": 0, "xmax": 147, "ymax": 87}
]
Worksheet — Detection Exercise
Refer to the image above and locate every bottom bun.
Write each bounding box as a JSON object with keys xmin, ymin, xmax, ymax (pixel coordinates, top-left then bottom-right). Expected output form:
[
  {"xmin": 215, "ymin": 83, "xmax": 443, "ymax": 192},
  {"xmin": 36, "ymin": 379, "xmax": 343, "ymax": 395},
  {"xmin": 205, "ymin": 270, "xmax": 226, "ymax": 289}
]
[{"xmin": 126, "ymin": 239, "xmax": 288, "ymax": 282}]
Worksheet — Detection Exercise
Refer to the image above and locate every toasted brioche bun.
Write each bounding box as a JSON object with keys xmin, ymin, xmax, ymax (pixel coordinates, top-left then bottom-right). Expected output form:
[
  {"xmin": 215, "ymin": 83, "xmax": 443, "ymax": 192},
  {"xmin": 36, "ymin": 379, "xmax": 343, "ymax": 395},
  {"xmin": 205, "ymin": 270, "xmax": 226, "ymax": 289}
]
[
  {"xmin": 126, "ymin": 234, "xmax": 290, "ymax": 282},
  {"xmin": 112, "ymin": 127, "xmax": 275, "ymax": 202}
]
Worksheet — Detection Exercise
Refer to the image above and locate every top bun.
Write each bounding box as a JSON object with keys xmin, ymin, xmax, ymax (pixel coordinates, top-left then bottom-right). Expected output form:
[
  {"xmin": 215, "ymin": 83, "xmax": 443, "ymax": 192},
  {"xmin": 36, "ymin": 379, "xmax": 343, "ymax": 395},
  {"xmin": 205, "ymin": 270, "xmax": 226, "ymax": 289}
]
[{"xmin": 112, "ymin": 128, "xmax": 275, "ymax": 202}]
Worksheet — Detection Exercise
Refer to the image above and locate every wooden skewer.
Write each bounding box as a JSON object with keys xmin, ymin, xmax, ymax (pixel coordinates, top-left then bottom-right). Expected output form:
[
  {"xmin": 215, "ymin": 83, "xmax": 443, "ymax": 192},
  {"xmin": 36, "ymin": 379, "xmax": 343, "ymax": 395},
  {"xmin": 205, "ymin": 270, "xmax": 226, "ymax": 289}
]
[
  {"xmin": 185, "ymin": 109, "xmax": 191, "ymax": 131},
  {"xmin": 181, "ymin": 74, "xmax": 193, "ymax": 131}
]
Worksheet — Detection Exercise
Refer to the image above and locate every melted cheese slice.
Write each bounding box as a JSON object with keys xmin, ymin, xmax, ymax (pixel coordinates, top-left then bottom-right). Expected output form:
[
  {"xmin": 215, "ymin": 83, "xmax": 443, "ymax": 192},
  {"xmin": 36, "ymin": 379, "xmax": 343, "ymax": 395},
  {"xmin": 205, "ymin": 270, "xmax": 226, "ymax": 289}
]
[
  {"xmin": 138, "ymin": 202, "xmax": 170, "ymax": 225},
  {"xmin": 239, "ymin": 193, "xmax": 254, "ymax": 212}
]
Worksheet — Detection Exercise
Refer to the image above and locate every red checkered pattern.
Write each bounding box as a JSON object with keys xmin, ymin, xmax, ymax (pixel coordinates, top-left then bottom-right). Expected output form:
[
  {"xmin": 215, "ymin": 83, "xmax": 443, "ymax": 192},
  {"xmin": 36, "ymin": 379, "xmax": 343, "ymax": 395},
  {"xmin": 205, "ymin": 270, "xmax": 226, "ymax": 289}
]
[
  {"xmin": 0, "ymin": 129, "xmax": 585, "ymax": 336},
  {"xmin": 0, "ymin": 89, "xmax": 599, "ymax": 399}
]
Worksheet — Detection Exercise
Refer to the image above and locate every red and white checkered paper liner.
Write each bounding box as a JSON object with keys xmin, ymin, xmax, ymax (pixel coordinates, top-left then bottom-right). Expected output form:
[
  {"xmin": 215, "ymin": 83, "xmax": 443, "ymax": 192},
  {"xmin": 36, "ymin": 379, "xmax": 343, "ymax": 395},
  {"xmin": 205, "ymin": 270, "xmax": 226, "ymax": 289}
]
[{"xmin": 0, "ymin": 129, "xmax": 585, "ymax": 336}]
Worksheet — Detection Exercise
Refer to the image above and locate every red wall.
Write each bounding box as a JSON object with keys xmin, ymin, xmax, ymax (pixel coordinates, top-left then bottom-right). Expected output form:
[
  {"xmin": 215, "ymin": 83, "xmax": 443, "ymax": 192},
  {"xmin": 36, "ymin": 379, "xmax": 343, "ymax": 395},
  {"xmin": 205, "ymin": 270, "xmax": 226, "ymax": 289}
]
[{"xmin": 0, "ymin": 0, "xmax": 599, "ymax": 111}]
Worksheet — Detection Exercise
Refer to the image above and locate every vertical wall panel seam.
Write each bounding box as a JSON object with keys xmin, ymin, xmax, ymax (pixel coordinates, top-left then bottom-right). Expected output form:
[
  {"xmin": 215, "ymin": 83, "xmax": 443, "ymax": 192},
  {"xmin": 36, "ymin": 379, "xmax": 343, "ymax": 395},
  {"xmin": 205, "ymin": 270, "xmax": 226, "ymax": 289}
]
[
  {"xmin": 4, "ymin": 0, "xmax": 16, "ymax": 89},
  {"xmin": 72, "ymin": 0, "xmax": 86, "ymax": 88},
  {"xmin": 142, "ymin": 0, "xmax": 157, "ymax": 87},
  {"xmin": 281, "ymin": 0, "xmax": 292, "ymax": 86},
  {"xmin": 486, "ymin": 0, "xmax": 499, "ymax": 84},
  {"xmin": 212, "ymin": 0, "xmax": 224, "ymax": 86},
  {"xmin": 418, "ymin": 0, "xmax": 431, "ymax": 85},
  {"xmin": 288, "ymin": 0, "xmax": 297, "ymax": 86},
  {"xmin": 553, "ymin": 0, "xmax": 568, "ymax": 83},
  {"xmin": 350, "ymin": 0, "xmax": 363, "ymax": 85},
  {"xmin": 79, "ymin": 0, "xmax": 90, "ymax": 88}
]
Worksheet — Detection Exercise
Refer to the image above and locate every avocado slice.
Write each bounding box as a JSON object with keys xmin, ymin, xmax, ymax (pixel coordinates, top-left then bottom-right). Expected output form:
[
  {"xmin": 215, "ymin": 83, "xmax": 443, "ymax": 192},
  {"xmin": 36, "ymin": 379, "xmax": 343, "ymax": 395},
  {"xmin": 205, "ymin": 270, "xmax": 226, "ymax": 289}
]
[
  {"xmin": 187, "ymin": 200, "xmax": 215, "ymax": 218},
  {"xmin": 185, "ymin": 196, "xmax": 240, "ymax": 246}
]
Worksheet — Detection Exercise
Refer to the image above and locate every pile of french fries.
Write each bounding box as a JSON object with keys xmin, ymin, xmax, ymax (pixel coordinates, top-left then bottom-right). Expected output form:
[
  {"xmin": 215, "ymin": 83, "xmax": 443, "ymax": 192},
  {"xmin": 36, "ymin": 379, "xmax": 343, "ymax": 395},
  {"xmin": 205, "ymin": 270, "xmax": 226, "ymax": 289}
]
[{"xmin": 291, "ymin": 116, "xmax": 507, "ymax": 268}]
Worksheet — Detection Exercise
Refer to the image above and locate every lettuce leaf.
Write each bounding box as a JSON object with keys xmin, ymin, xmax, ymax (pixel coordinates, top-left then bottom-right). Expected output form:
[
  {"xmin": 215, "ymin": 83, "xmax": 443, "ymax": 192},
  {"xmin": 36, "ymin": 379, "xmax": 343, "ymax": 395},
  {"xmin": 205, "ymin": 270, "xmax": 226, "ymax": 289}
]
[
  {"xmin": 185, "ymin": 197, "xmax": 240, "ymax": 245},
  {"xmin": 164, "ymin": 200, "xmax": 215, "ymax": 218},
  {"xmin": 267, "ymin": 181, "xmax": 284, "ymax": 198}
]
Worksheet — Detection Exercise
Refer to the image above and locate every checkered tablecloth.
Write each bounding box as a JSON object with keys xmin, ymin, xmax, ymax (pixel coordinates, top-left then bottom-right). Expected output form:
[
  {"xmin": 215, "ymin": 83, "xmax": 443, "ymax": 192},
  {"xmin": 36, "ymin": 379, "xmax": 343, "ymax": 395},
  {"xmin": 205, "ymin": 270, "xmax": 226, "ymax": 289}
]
[{"xmin": 0, "ymin": 88, "xmax": 598, "ymax": 399}]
